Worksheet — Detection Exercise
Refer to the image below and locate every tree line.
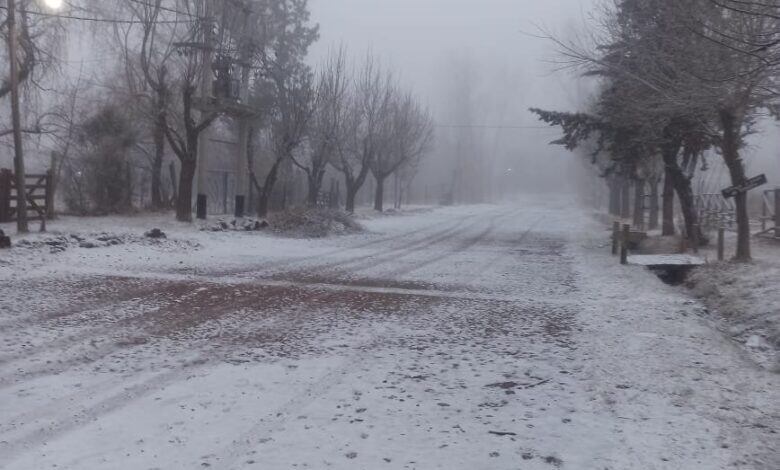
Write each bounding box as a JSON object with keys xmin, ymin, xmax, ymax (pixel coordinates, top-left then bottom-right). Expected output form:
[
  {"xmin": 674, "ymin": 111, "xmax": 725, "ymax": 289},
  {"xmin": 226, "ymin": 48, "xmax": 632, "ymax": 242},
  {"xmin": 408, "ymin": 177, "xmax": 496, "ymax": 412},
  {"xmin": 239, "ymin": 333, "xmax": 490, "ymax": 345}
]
[
  {"xmin": 0, "ymin": 0, "xmax": 433, "ymax": 230},
  {"xmin": 532, "ymin": 0, "xmax": 780, "ymax": 262}
]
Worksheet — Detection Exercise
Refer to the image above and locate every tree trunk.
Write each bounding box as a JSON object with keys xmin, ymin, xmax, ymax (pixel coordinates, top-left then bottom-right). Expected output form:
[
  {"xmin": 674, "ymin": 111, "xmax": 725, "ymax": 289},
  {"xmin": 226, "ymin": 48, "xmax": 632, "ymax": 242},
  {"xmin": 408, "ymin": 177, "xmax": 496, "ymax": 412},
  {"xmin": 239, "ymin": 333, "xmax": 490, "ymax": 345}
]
[
  {"xmin": 661, "ymin": 145, "xmax": 701, "ymax": 244},
  {"xmin": 168, "ymin": 161, "xmax": 177, "ymax": 206},
  {"xmin": 649, "ymin": 178, "xmax": 660, "ymax": 230},
  {"xmin": 395, "ymin": 173, "xmax": 406, "ymax": 210},
  {"xmin": 151, "ymin": 112, "xmax": 165, "ymax": 209},
  {"xmin": 633, "ymin": 179, "xmax": 645, "ymax": 230},
  {"xmin": 620, "ymin": 177, "xmax": 631, "ymax": 219},
  {"xmin": 345, "ymin": 182, "xmax": 358, "ymax": 213},
  {"xmin": 176, "ymin": 159, "xmax": 196, "ymax": 222},
  {"xmin": 306, "ymin": 170, "xmax": 325, "ymax": 207},
  {"xmin": 257, "ymin": 191, "xmax": 270, "ymax": 219},
  {"xmin": 672, "ymin": 172, "xmax": 699, "ymax": 244},
  {"xmin": 306, "ymin": 174, "xmax": 319, "ymax": 207},
  {"xmin": 608, "ymin": 177, "xmax": 621, "ymax": 216},
  {"xmin": 257, "ymin": 158, "xmax": 283, "ymax": 218},
  {"xmin": 374, "ymin": 176, "xmax": 385, "ymax": 212},
  {"xmin": 662, "ymin": 168, "xmax": 675, "ymax": 235},
  {"xmin": 720, "ymin": 109, "xmax": 751, "ymax": 261}
]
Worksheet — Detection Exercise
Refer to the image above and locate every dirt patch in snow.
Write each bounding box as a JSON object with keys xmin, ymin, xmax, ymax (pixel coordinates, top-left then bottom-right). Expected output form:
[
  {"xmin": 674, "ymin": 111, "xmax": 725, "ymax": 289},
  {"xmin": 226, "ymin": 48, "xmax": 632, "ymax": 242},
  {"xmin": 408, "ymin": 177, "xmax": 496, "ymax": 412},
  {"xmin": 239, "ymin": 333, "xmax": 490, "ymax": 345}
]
[
  {"xmin": 267, "ymin": 208, "xmax": 363, "ymax": 238},
  {"xmin": 686, "ymin": 261, "xmax": 780, "ymax": 372}
]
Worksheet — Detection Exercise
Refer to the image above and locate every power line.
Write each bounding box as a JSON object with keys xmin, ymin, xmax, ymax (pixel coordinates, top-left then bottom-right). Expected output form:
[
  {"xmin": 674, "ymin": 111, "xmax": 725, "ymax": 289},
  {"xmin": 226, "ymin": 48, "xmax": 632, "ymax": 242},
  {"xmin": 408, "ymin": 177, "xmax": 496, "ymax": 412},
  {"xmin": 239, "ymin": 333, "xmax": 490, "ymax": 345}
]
[
  {"xmin": 125, "ymin": 0, "xmax": 202, "ymax": 20},
  {"xmin": 435, "ymin": 124, "xmax": 556, "ymax": 130},
  {"xmin": 0, "ymin": 6, "xmax": 198, "ymax": 25}
]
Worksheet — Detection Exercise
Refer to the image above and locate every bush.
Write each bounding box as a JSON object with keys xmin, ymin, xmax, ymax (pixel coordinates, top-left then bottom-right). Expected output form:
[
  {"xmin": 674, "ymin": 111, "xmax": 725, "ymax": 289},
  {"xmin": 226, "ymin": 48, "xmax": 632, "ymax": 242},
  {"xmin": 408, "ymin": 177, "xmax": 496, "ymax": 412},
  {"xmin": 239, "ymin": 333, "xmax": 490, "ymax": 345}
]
[
  {"xmin": 63, "ymin": 105, "xmax": 137, "ymax": 215},
  {"xmin": 268, "ymin": 208, "xmax": 363, "ymax": 238}
]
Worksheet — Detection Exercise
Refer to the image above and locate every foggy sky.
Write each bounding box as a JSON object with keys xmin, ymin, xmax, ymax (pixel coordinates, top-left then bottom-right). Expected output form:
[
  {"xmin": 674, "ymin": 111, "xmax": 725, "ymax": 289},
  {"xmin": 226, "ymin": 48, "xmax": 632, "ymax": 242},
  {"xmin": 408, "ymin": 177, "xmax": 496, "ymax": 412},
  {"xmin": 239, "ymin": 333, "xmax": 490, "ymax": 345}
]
[
  {"xmin": 309, "ymin": 0, "xmax": 593, "ymax": 110},
  {"xmin": 308, "ymin": 0, "xmax": 780, "ymax": 191},
  {"xmin": 307, "ymin": 0, "xmax": 604, "ymax": 193}
]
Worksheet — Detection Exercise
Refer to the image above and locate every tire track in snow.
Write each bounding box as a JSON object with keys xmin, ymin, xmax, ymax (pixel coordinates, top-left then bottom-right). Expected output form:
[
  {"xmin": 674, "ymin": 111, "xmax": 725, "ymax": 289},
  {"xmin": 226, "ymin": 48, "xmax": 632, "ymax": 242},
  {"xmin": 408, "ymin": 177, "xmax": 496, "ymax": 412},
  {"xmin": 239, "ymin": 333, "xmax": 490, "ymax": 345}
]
[
  {"xmin": 0, "ymin": 207, "xmax": 512, "ymax": 461},
  {"xmin": 213, "ymin": 327, "xmax": 394, "ymax": 469},
  {"xmin": 201, "ymin": 209, "xmax": 484, "ymax": 279},
  {"xmin": 374, "ymin": 208, "xmax": 527, "ymax": 279},
  {"xmin": 210, "ymin": 208, "xmax": 533, "ymax": 468},
  {"xmin": 0, "ymin": 278, "xmax": 442, "ymax": 453},
  {"xmin": 224, "ymin": 210, "xmax": 486, "ymax": 282},
  {"xmin": 0, "ymin": 361, "xmax": 210, "ymax": 465},
  {"xmin": 0, "ymin": 209, "xmax": 505, "ymax": 382},
  {"xmin": 273, "ymin": 212, "xmax": 485, "ymax": 281},
  {"xmin": 0, "ymin": 210, "xmax": 473, "ymax": 334},
  {"xmin": 0, "ymin": 213, "xmax": 485, "ymax": 378}
]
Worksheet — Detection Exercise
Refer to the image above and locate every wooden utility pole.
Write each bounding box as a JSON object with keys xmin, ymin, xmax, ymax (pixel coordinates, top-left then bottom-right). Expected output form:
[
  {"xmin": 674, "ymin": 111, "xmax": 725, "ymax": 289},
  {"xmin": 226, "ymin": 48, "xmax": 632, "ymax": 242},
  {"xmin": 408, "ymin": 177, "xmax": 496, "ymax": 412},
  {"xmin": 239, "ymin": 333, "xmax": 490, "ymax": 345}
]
[
  {"xmin": 195, "ymin": 0, "xmax": 214, "ymax": 220},
  {"xmin": 234, "ymin": 5, "xmax": 254, "ymax": 219},
  {"xmin": 7, "ymin": 0, "xmax": 27, "ymax": 233}
]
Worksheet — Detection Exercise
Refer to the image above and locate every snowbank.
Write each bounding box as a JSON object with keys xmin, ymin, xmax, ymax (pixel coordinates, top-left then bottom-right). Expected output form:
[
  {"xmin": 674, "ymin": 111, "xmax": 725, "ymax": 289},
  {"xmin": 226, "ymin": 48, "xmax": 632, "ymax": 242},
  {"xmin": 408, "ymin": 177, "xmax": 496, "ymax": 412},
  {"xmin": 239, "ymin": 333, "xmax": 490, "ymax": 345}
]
[{"xmin": 686, "ymin": 247, "xmax": 780, "ymax": 371}]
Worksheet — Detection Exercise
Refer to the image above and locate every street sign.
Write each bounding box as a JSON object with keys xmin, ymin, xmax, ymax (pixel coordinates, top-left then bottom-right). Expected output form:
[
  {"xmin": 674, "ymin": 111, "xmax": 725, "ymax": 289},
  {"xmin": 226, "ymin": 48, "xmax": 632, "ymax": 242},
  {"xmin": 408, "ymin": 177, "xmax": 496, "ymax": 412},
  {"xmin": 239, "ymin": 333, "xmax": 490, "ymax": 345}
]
[{"xmin": 722, "ymin": 174, "xmax": 768, "ymax": 199}]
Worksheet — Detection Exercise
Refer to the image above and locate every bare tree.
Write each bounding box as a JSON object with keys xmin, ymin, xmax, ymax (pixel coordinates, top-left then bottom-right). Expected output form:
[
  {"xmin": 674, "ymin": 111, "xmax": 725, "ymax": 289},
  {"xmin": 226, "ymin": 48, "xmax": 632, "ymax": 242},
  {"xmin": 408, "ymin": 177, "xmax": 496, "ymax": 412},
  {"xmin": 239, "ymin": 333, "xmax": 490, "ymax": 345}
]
[
  {"xmin": 251, "ymin": 67, "xmax": 314, "ymax": 217},
  {"xmin": 130, "ymin": 1, "xmax": 221, "ymax": 222},
  {"xmin": 333, "ymin": 54, "xmax": 393, "ymax": 213},
  {"xmin": 245, "ymin": 0, "xmax": 319, "ymax": 217},
  {"xmin": 291, "ymin": 46, "xmax": 349, "ymax": 206},
  {"xmin": 371, "ymin": 91, "xmax": 433, "ymax": 212},
  {"xmin": 1, "ymin": 1, "xmax": 63, "ymax": 231},
  {"xmin": 119, "ymin": 0, "xmax": 178, "ymax": 210}
]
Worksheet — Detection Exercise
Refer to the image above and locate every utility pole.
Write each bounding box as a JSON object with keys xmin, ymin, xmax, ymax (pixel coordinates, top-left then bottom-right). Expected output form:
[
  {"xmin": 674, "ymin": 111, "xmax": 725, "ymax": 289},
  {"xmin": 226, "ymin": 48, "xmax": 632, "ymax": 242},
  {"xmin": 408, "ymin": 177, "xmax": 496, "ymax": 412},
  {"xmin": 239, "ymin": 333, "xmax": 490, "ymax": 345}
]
[
  {"xmin": 7, "ymin": 0, "xmax": 27, "ymax": 233},
  {"xmin": 195, "ymin": 0, "xmax": 214, "ymax": 220},
  {"xmin": 234, "ymin": 3, "xmax": 254, "ymax": 219}
]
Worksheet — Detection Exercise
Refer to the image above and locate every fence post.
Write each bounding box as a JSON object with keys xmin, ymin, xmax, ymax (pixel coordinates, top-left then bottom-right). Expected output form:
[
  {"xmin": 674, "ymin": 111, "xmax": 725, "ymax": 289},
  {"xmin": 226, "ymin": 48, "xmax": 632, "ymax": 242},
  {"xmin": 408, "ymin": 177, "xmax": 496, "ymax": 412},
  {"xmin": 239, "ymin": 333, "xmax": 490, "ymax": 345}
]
[
  {"xmin": 612, "ymin": 221, "xmax": 620, "ymax": 255},
  {"xmin": 620, "ymin": 224, "xmax": 630, "ymax": 265},
  {"xmin": 717, "ymin": 227, "xmax": 725, "ymax": 262},
  {"xmin": 775, "ymin": 188, "xmax": 780, "ymax": 238},
  {"xmin": 762, "ymin": 191, "xmax": 768, "ymax": 232},
  {"xmin": 0, "ymin": 169, "xmax": 11, "ymax": 223},
  {"xmin": 45, "ymin": 169, "xmax": 54, "ymax": 220}
]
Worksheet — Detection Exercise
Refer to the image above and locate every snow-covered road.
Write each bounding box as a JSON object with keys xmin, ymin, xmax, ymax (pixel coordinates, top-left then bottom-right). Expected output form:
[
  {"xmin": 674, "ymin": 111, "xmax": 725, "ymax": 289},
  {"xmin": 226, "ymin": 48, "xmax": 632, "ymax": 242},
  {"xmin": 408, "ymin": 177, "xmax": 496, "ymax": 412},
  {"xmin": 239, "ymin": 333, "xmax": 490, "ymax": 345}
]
[{"xmin": 1, "ymin": 201, "xmax": 778, "ymax": 469}]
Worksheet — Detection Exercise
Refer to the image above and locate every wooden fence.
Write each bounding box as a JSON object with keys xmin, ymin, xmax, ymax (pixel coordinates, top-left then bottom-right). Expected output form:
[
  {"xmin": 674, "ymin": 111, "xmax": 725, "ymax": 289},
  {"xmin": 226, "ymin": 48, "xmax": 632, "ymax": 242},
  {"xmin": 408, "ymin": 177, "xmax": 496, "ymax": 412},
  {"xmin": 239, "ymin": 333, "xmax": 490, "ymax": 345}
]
[{"xmin": 0, "ymin": 168, "xmax": 53, "ymax": 223}]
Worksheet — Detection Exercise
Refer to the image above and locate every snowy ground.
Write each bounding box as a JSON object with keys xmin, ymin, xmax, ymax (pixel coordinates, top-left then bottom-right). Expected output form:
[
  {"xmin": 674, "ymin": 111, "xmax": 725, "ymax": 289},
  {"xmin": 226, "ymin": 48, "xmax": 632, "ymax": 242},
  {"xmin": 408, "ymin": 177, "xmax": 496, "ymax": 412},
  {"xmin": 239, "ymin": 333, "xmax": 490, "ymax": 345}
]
[
  {"xmin": 686, "ymin": 232, "xmax": 780, "ymax": 372},
  {"xmin": 1, "ymin": 199, "xmax": 778, "ymax": 469}
]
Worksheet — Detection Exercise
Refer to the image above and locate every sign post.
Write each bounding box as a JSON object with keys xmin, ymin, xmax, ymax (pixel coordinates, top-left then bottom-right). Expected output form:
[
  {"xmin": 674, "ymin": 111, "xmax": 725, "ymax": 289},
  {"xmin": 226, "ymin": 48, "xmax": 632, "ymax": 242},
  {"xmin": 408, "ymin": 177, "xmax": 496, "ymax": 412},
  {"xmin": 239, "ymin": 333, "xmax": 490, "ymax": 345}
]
[{"xmin": 722, "ymin": 174, "xmax": 768, "ymax": 199}]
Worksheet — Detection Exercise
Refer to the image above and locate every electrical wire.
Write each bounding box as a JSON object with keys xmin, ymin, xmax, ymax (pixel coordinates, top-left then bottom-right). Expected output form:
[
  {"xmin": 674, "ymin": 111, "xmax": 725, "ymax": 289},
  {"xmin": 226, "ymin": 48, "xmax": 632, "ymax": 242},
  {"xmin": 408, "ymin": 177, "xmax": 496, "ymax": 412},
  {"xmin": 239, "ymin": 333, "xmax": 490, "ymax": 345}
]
[
  {"xmin": 125, "ymin": 0, "xmax": 202, "ymax": 20},
  {"xmin": 0, "ymin": 5, "xmax": 198, "ymax": 24},
  {"xmin": 435, "ymin": 124, "xmax": 555, "ymax": 130}
]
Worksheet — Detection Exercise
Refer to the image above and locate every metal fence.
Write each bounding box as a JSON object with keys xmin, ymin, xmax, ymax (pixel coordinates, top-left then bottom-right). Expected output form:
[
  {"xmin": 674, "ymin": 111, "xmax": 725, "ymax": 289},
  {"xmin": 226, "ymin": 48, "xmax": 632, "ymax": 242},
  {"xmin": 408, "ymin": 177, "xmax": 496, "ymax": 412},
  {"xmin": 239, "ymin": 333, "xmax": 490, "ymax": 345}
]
[{"xmin": 694, "ymin": 193, "xmax": 736, "ymax": 230}]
